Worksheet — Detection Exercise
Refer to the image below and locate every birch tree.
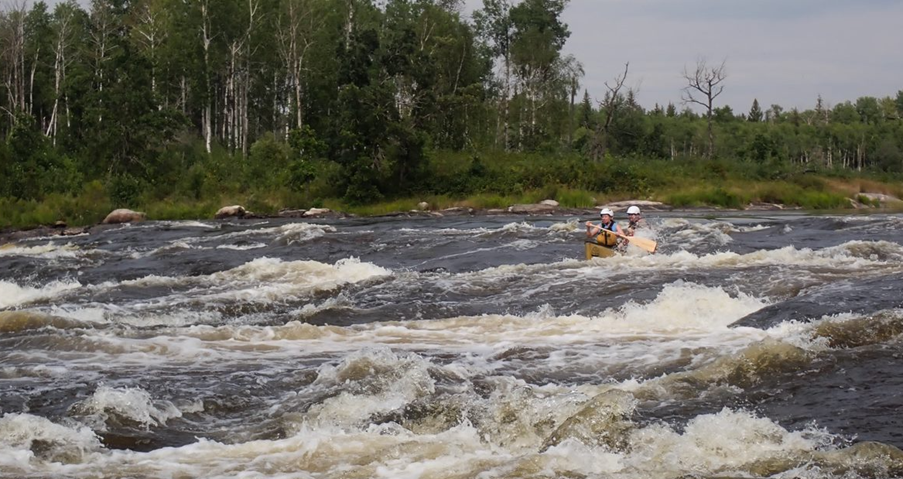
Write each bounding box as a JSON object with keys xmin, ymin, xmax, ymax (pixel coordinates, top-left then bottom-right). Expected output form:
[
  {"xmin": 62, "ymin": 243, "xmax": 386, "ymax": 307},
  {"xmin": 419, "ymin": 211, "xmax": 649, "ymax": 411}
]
[{"xmin": 46, "ymin": 1, "xmax": 79, "ymax": 142}]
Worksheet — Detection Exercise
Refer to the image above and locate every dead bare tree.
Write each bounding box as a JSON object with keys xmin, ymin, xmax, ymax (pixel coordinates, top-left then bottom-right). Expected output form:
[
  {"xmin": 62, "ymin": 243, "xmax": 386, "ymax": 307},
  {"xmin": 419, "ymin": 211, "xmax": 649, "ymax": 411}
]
[
  {"xmin": 681, "ymin": 58, "xmax": 726, "ymax": 158},
  {"xmin": 590, "ymin": 61, "xmax": 629, "ymax": 161}
]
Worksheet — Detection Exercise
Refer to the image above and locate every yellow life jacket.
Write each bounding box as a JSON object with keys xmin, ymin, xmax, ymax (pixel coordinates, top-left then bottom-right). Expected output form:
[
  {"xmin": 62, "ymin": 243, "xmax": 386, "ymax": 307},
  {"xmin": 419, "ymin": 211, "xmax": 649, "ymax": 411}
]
[{"xmin": 596, "ymin": 230, "xmax": 618, "ymax": 247}]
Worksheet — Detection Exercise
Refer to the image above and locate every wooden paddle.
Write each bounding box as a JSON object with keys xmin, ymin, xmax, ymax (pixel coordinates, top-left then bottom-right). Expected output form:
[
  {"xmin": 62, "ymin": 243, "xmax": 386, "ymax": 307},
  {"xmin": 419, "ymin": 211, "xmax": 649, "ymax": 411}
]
[{"xmin": 586, "ymin": 222, "xmax": 657, "ymax": 253}]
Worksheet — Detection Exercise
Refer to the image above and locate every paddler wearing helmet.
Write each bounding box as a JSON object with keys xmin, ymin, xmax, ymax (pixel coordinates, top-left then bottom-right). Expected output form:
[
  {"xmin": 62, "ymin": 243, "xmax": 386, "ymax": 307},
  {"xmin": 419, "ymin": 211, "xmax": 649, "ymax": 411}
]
[
  {"xmin": 625, "ymin": 205, "xmax": 648, "ymax": 236},
  {"xmin": 585, "ymin": 208, "xmax": 623, "ymax": 247}
]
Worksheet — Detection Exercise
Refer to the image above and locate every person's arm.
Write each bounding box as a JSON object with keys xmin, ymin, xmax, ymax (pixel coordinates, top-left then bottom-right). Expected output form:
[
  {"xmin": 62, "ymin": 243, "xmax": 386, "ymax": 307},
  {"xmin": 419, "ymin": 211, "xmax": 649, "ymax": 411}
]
[
  {"xmin": 615, "ymin": 223, "xmax": 624, "ymax": 235},
  {"xmin": 585, "ymin": 221, "xmax": 599, "ymax": 237}
]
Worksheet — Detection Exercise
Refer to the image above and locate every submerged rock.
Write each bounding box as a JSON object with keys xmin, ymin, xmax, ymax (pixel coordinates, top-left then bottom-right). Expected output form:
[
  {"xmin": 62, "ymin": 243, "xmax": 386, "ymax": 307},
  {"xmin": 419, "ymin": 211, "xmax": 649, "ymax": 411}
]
[
  {"xmin": 731, "ymin": 272, "xmax": 903, "ymax": 329},
  {"xmin": 277, "ymin": 208, "xmax": 306, "ymax": 218},
  {"xmin": 508, "ymin": 203, "xmax": 554, "ymax": 214},
  {"xmin": 540, "ymin": 389, "xmax": 636, "ymax": 453}
]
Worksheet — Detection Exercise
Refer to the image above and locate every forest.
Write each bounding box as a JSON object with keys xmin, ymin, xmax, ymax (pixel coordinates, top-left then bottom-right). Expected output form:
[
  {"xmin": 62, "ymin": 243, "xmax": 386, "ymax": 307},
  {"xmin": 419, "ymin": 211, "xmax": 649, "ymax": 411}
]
[{"xmin": 1, "ymin": 0, "xmax": 902, "ymax": 227}]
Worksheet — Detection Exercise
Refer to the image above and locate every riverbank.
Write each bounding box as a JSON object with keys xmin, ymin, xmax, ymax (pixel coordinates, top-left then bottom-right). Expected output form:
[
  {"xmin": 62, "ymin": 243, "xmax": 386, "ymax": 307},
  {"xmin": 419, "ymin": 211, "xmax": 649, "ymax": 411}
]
[{"xmin": 2, "ymin": 175, "xmax": 902, "ymax": 244}]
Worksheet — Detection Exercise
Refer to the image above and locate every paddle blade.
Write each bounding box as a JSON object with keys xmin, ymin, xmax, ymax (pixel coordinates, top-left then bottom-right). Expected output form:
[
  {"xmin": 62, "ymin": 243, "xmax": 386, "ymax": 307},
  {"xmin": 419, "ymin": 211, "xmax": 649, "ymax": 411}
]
[{"xmin": 627, "ymin": 235, "xmax": 657, "ymax": 253}]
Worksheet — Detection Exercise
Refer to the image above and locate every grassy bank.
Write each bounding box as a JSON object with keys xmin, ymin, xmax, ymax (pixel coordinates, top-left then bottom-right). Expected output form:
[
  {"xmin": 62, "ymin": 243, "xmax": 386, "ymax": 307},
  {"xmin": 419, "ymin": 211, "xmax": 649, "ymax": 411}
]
[{"xmin": 2, "ymin": 154, "xmax": 902, "ymax": 230}]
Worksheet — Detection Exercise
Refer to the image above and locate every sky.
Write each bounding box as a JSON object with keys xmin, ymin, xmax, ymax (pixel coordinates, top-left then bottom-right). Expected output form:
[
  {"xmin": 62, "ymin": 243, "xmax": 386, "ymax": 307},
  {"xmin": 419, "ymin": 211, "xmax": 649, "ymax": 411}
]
[{"xmin": 464, "ymin": 0, "xmax": 903, "ymax": 113}]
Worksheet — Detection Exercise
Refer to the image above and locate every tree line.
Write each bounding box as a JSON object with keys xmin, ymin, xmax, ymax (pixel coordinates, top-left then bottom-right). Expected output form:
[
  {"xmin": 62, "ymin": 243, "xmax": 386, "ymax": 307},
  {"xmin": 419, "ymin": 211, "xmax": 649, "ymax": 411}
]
[{"xmin": 1, "ymin": 0, "xmax": 901, "ymax": 210}]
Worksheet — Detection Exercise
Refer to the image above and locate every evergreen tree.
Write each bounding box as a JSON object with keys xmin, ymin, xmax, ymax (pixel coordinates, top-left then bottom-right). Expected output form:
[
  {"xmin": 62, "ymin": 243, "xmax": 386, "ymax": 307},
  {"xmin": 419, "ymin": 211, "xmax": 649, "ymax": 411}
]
[
  {"xmin": 578, "ymin": 89, "xmax": 594, "ymax": 129},
  {"xmin": 748, "ymin": 98, "xmax": 763, "ymax": 122}
]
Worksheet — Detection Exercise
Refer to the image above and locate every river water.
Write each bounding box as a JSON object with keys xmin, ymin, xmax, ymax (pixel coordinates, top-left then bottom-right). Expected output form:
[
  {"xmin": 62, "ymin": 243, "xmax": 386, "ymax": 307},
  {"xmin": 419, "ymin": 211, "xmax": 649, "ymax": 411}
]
[{"xmin": 2, "ymin": 212, "xmax": 903, "ymax": 478}]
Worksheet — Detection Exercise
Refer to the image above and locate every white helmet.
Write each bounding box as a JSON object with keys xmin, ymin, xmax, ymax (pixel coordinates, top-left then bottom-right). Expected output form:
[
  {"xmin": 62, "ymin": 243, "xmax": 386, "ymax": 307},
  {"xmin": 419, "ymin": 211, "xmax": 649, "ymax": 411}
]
[
  {"xmin": 627, "ymin": 206, "xmax": 641, "ymax": 215},
  {"xmin": 600, "ymin": 208, "xmax": 614, "ymax": 217}
]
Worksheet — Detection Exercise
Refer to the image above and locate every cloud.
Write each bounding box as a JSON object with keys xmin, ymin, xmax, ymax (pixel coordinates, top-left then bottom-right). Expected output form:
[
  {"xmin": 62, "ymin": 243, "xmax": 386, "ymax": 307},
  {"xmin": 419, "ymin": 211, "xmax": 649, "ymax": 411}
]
[{"xmin": 465, "ymin": 0, "xmax": 903, "ymax": 111}]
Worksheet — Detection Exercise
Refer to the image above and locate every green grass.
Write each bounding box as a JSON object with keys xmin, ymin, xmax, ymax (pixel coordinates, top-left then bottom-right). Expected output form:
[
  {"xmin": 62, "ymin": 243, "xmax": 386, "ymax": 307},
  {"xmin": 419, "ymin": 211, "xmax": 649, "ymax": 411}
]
[
  {"xmin": 5, "ymin": 151, "xmax": 903, "ymax": 230},
  {"xmin": 664, "ymin": 187, "xmax": 749, "ymax": 209},
  {"xmin": 555, "ymin": 188, "xmax": 597, "ymax": 208}
]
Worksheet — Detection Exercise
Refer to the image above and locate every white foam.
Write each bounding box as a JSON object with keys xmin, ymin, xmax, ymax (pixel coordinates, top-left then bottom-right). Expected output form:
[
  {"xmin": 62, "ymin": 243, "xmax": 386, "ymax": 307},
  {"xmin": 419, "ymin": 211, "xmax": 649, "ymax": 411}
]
[
  {"xmin": 164, "ymin": 220, "xmax": 217, "ymax": 229},
  {"xmin": 666, "ymin": 220, "xmax": 734, "ymax": 245},
  {"xmin": 302, "ymin": 347, "xmax": 436, "ymax": 429},
  {"xmin": 622, "ymin": 408, "xmax": 835, "ymax": 475},
  {"xmin": 737, "ymin": 224, "xmax": 770, "ymax": 232},
  {"xmin": 0, "ymin": 242, "xmax": 81, "ymax": 259},
  {"xmin": 0, "ymin": 280, "xmax": 82, "ymax": 308},
  {"xmin": 0, "ymin": 413, "xmax": 101, "ymax": 467},
  {"xmin": 549, "ymin": 219, "xmax": 580, "ymax": 233},
  {"xmin": 209, "ymin": 256, "xmax": 391, "ymax": 294},
  {"xmin": 215, "ymin": 243, "xmax": 266, "ymax": 250},
  {"xmin": 74, "ymin": 386, "xmax": 182, "ymax": 430},
  {"xmin": 206, "ymin": 222, "xmax": 336, "ymax": 244},
  {"xmin": 0, "ymin": 406, "xmax": 844, "ymax": 479},
  {"xmin": 593, "ymin": 240, "xmax": 903, "ymax": 271}
]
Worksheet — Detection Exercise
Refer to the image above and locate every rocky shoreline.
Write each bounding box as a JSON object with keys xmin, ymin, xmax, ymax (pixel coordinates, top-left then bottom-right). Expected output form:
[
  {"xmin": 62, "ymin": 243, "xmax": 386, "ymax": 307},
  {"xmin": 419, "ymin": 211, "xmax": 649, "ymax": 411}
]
[{"xmin": 2, "ymin": 195, "xmax": 899, "ymax": 245}]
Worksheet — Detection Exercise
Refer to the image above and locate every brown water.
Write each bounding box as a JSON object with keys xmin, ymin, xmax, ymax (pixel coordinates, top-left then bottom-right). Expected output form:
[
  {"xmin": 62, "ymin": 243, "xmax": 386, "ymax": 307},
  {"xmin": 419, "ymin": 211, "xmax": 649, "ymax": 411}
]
[{"xmin": 1, "ymin": 212, "xmax": 902, "ymax": 478}]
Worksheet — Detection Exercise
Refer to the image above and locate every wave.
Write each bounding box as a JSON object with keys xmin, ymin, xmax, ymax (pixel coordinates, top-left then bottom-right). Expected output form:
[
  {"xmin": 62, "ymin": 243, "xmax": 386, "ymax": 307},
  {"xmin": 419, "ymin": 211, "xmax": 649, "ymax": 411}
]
[
  {"xmin": 70, "ymin": 386, "xmax": 183, "ymax": 431},
  {"xmin": 596, "ymin": 240, "xmax": 903, "ymax": 271},
  {"xmin": 210, "ymin": 222, "xmax": 336, "ymax": 245},
  {"xmin": 0, "ymin": 280, "xmax": 82, "ymax": 309},
  {"xmin": 156, "ymin": 282, "xmax": 765, "ymax": 356},
  {"xmin": 214, "ymin": 243, "xmax": 267, "ymax": 251},
  {"xmin": 0, "ymin": 310, "xmax": 96, "ymax": 333},
  {"xmin": 6, "ymin": 397, "xmax": 893, "ymax": 479},
  {"xmin": 0, "ymin": 242, "xmax": 83, "ymax": 260},
  {"xmin": 0, "ymin": 413, "xmax": 102, "ymax": 465}
]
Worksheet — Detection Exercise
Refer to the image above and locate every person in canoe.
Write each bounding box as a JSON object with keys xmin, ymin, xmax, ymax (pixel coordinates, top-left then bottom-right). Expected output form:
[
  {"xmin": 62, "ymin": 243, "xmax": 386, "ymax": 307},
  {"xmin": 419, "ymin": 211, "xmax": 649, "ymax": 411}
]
[
  {"xmin": 625, "ymin": 205, "xmax": 648, "ymax": 237},
  {"xmin": 585, "ymin": 208, "xmax": 623, "ymax": 247}
]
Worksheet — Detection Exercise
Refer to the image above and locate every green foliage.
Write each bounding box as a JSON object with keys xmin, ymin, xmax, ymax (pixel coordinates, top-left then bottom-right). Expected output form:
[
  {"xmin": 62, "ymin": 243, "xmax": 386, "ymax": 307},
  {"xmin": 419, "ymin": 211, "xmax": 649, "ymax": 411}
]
[
  {"xmin": 856, "ymin": 194, "xmax": 879, "ymax": 207},
  {"xmin": 248, "ymin": 133, "xmax": 292, "ymax": 189},
  {"xmin": 667, "ymin": 187, "xmax": 748, "ymax": 209},
  {"xmin": 556, "ymin": 188, "xmax": 596, "ymax": 208},
  {"xmin": 108, "ymin": 174, "xmax": 144, "ymax": 207},
  {"xmin": 2, "ymin": 0, "xmax": 903, "ymax": 228}
]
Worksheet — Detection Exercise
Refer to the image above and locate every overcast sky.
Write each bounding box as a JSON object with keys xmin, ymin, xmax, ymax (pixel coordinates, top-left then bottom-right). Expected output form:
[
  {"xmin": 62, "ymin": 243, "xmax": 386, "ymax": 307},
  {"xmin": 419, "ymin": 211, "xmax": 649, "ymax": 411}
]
[{"xmin": 464, "ymin": 0, "xmax": 903, "ymax": 113}]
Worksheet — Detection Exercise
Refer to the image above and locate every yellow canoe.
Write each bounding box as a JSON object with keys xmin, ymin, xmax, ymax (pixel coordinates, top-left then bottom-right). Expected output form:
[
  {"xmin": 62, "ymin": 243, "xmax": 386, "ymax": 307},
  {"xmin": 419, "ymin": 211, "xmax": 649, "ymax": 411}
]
[{"xmin": 585, "ymin": 240, "xmax": 618, "ymax": 260}]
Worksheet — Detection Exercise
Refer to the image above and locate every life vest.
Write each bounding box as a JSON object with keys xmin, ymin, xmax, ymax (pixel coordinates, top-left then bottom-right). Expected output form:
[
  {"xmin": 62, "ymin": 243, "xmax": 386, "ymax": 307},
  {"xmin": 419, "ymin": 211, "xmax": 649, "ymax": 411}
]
[{"xmin": 596, "ymin": 221, "xmax": 618, "ymax": 247}]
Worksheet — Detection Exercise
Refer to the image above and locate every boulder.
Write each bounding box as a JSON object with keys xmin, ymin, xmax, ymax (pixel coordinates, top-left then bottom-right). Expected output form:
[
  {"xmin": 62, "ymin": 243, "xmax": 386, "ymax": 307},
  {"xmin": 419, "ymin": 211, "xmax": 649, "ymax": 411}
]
[
  {"xmin": 745, "ymin": 202, "xmax": 785, "ymax": 211},
  {"xmin": 508, "ymin": 203, "xmax": 555, "ymax": 214},
  {"xmin": 278, "ymin": 208, "xmax": 306, "ymax": 218},
  {"xmin": 303, "ymin": 207, "xmax": 331, "ymax": 217},
  {"xmin": 214, "ymin": 205, "xmax": 246, "ymax": 219},
  {"xmin": 604, "ymin": 200, "xmax": 665, "ymax": 209},
  {"xmin": 859, "ymin": 192, "xmax": 899, "ymax": 202},
  {"xmin": 102, "ymin": 209, "xmax": 146, "ymax": 224},
  {"xmin": 62, "ymin": 226, "xmax": 89, "ymax": 236},
  {"xmin": 417, "ymin": 201, "xmax": 430, "ymax": 210},
  {"xmin": 540, "ymin": 199, "xmax": 559, "ymax": 207}
]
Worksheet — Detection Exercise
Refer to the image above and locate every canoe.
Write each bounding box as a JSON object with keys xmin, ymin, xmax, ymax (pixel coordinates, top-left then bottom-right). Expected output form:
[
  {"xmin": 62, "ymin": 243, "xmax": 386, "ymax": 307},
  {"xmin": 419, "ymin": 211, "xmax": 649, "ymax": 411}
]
[{"xmin": 585, "ymin": 240, "xmax": 618, "ymax": 260}]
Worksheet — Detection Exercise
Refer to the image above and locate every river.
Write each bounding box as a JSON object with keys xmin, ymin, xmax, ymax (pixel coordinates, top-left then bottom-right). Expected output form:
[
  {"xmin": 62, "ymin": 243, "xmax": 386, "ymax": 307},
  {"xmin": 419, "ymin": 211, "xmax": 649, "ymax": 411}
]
[{"xmin": 2, "ymin": 212, "xmax": 902, "ymax": 478}]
